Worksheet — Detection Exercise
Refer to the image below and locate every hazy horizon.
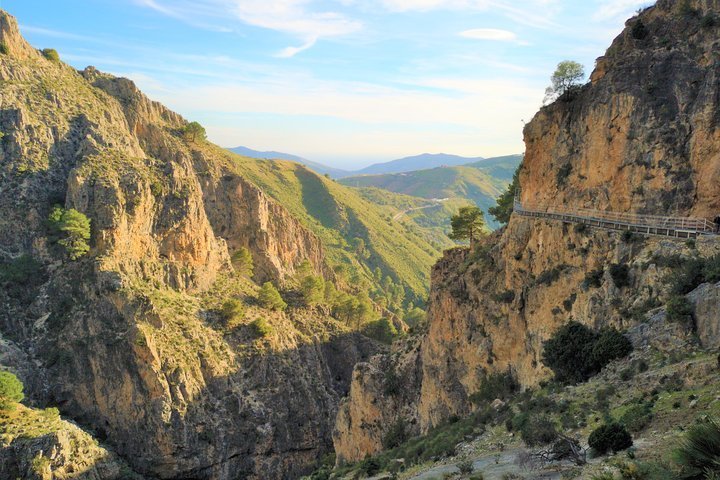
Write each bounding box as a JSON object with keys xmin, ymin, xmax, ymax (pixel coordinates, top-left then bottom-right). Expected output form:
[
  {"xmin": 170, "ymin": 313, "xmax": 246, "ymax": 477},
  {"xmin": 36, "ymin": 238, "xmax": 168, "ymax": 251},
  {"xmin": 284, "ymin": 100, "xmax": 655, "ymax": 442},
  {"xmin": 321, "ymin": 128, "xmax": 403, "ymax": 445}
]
[{"xmin": 6, "ymin": 0, "xmax": 655, "ymax": 169}]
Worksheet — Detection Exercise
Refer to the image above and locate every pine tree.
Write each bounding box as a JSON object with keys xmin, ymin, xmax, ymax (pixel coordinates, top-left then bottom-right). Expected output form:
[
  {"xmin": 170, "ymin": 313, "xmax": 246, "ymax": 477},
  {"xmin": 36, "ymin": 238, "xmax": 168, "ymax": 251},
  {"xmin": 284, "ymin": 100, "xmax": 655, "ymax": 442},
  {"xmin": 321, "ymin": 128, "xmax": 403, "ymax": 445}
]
[
  {"xmin": 258, "ymin": 282, "xmax": 287, "ymax": 311},
  {"xmin": 449, "ymin": 206, "xmax": 486, "ymax": 246}
]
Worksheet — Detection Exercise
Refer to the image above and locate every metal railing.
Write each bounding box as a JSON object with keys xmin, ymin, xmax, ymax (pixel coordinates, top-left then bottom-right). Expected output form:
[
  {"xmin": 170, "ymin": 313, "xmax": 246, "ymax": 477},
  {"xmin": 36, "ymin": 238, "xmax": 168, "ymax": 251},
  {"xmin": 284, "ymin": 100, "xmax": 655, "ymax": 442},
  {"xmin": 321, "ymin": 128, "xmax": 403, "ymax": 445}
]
[{"xmin": 514, "ymin": 198, "xmax": 716, "ymax": 237}]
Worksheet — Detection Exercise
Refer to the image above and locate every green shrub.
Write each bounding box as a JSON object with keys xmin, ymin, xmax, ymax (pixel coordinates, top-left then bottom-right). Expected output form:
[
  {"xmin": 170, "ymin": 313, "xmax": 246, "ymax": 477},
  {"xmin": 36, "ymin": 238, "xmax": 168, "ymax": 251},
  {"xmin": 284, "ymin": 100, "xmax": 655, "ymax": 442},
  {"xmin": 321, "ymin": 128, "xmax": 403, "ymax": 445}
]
[
  {"xmin": 220, "ymin": 299, "xmax": 245, "ymax": 329},
  {"xmin": 251, "ymin": 317, "xmax": 273, "ymax": 338},
  {"xmin": 42, "ymin": 48, "xmax": 60, "ymax": 62},
  {"xmin": 0, "ymin": 254, "xmax": 42, "ymax": 285},
  {"xmin": 536, "ymin": 265, "xmax": 566, "ymax": 285},
  {"xmin": 677, "ymin": 0, "xmax": 697, "ymax": 16},
  {"xmin": 362, "ymin": 318, "xmax": 398, "ymax": 345},
  {"xmin": 358, "ymin": 456, "xmax": 382, "ymax": 476},
  {"xmin": 404, "ymin": 307, "xmax": 426, "ymax": 328},
  {"xmin": 0, "ymin": 42, "xmax": 8, "ymax": 55},
  {"xmin": 631, "ymin": 19, "xmax": 649, "ymax": 40},
  {"xmin": 48, "ymin": 206, "xmax": 91, "ymax": 260},
  {"xmin": 494, "ymin": 290, "xmax": 515, "ymax": 303},
  {"xmin": 620, "ymin": 403, "xmax": 653, "ymax": 433},
  {"xmin": 469, "ymin": 371, "xmax": 519, "ymax": 405},
  {"xmin": 230, "ymin": 247, "xmax": 253, "ymax": 277},
  {"xmin": 589, "ymin": 423, "xmax": 633, "ymax": 455},
  {"xmin": 591, "ymin": 327, "xmax": 633, "ymax": 371},
  {"xmin": 383, "ymin": 418, "xmax": 408, "ymax": 449},
  {"xmin": 258, "ymin": 282, "xmax": 286, "ymax": 311},
  {"xmin": 584, "ymin": 268, "xmax": 604, "ymax": 288},
  {"xmin": 673, "ymin": 418, "xmax": 720, "ymax": 479},
  {"xmin": 0, "ymin": 371, "xmax": 24, "ymax": 409},
  {"xmin": 609, "ymin": 264, "xmax": 631, "ymax": 288},
  {"xmin": 543, "ymin": 321, "xmax": 600, "ymax": 384},
  {"xmin": 520, "ymin": 415, "xmax": 558, "ymax": 447},
  {"xmin": 543, "ymin": 322, "xmax": 632, "ymax": 384},
  {"xmin": 701, "ymin": 14, "xmax": 718, "ymax": 28},
  {"xmin": 556, "ymin": 163, "xmax": 573, "ymax": 185},
  {"xmin": 457, "ymin": 458, "xmax": 474, "ymax": 474},
  {"xmin": 666, "ymin": 295, "xmax": 694, "ymax": 326}
]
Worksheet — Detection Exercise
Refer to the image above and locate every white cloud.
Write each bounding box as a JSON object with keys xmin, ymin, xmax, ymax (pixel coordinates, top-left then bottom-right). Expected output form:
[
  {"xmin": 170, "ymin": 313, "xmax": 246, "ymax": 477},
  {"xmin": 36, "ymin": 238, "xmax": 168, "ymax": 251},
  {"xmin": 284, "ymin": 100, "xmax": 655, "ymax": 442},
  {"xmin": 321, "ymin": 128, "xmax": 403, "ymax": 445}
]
[
  {"xmin": 459, "ymin": 28, "xmax": 517, "ymax": 41},
  {"xmin": 133, "ymin": 0, "xmax": 362, "ymax": 56}
]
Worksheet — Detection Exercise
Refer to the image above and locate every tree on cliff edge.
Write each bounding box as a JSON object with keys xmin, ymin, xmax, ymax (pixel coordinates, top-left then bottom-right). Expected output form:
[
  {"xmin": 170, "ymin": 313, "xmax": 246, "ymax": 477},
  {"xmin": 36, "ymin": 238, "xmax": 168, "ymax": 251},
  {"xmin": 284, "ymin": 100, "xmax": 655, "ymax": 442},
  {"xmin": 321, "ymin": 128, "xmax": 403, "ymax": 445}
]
[
  {"xmin": 489, "ymin": 164, "xmax": 521, "ymax": 225},
  {"xmin": 545, "ymin": 60, "xmax": 585, "ymax": 103},
  {"xmin": 449, "ymin": 206, "xmax": 486, "ymax": 246}
]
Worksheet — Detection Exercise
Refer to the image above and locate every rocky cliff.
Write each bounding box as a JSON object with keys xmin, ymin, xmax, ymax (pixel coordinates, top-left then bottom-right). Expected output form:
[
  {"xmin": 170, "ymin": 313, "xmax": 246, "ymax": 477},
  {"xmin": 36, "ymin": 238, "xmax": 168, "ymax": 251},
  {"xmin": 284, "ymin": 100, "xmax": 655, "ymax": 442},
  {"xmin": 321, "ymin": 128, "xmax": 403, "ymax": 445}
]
[
  {"xmin": 334, "ymin": 0, "xmax": 720, "ymax": 463},
  {"xmin": 0, "ymin": 11, "xmax": 390, "ymax": 479}
]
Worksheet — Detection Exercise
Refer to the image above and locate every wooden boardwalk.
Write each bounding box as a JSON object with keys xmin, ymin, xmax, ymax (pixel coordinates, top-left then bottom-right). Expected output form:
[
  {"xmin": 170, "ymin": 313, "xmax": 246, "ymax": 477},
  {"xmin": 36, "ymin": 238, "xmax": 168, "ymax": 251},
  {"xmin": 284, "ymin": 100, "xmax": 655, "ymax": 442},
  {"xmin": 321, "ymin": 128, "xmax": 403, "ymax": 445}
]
[{"xmin": 513, "ymin": 199, "xmax": 717, "ymax": 239}]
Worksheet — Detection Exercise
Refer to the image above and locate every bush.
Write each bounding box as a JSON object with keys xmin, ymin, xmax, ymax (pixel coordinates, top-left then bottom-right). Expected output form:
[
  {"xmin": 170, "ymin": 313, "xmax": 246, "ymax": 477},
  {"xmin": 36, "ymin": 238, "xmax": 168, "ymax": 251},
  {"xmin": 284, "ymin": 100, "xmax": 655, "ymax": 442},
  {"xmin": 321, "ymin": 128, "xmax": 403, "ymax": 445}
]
[
  {"xmin": 363, "ymin": 318, "xmax": 398, "ymax": 345},
  {"xmin": 520, "ymin": 415, "xmax": 558, "ymax": 447},
  {"xmin": 494, "ymin": 290, "xmax": 515, "ymax": 304},
  {"xmin": 609, "ymin": 264, "xmax": 631, "ymax": 288},
  {"xmin": 666, "ymin": 295, "xmax": 694, "ymax": 326},
  {"xmin": 556, "ymin": 163, "xmax": 573, "ymax": 185},
  {"xmin": 584, "ymin": 268, "xmax": 604, "ymax": 288},
  {"xmin": 220, "ymin": 299, "xmax": 245, "ymax": 329},
  {"xmin": 358, "ymin": 456, "xmax": 382, "ymax": 476},
  {"xmin": 0, "ymin": 42, "xmax": 8, "ymax": 55},
  {"xmin": 591, "ymin": 328, "xmax": 633, "ymax": 371},
  {"xmin": 258, "ymin": 282, "xmax": 286, "ymax": 311},
  {"xmin": 543, "ymin": 322, "xmax": 632, "ymax": 384},
  {"xmin": 383, "ymin": 418, "xmax": 408, "ymax": 449},
  {"xmin": 0, "ymin": 371, "xmax": 24, "ymax": 409},
  {"xmin": 673, "ymin": 417, "xmax": 720, "ymax": 479},
  {"xmin": 543, "ymin": 322, "xmax": 599, "ymax": 384},
  {"xmin": 457, "ymin": 458, "xmax": 474, "ymax": 474},
  {"xmin": 469, "ymin": 371, "xmax": 519, "ymax": 405},
  {"xmin": 251, "ymin": 318, "xmax": 273, "ymax": 338},
  {"xmin": 404, "ymin": 307, "xmax": 426, "ymax": 328},
  {"xmin": 0, "ymin": 254, "xmax": 42, "ymax": 286},
  {"xmin": 230, "ymin": 247, "xmax": 253, "ymax": 277},
  {"xmin": 588, "ymin": 423, "xmax": 633, "ymax": 455},
  {"xmin": 42, "ymin": 48, "xmax": 60, "ymax": 62},
  {"xmin": 701, "ymin": 14, "xmax": 718, "ymax": 28},
  {"xmin": 619, "ymin": 403, "xmax": 653, "ymax": 433},
  {"xmin": 631, "ymin": 19, "xmax": 649, "ymax": 40}
]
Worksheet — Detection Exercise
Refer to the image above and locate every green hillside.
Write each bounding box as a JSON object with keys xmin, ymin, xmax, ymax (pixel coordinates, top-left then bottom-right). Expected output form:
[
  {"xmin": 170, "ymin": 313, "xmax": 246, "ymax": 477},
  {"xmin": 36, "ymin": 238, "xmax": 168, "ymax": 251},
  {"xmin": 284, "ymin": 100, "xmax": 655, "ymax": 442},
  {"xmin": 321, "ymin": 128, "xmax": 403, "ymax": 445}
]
[
  {"xmin": 339, "ymin": 154, "xmax": 522, "ymax": 229},
  {"xmin": 215, "ymin": 149, "xmax": 448, "ymax": 301}
]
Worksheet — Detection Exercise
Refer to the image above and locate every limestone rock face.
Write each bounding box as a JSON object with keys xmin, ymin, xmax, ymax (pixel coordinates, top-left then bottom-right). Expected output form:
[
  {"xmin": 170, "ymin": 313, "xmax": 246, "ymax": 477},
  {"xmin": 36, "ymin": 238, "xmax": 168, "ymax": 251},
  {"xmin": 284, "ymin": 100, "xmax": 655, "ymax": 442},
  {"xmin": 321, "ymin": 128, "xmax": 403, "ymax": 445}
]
[
  {"xmin": 334, "ymin": 0, "xmax": 720, "ymax": 463},
  {"xmin": 0, "ymin": 10, "xmax": 378, "ymax": 479},
  {"xmin": 688, "ymin": 282, "xmax": 720, "ymax": 348}
]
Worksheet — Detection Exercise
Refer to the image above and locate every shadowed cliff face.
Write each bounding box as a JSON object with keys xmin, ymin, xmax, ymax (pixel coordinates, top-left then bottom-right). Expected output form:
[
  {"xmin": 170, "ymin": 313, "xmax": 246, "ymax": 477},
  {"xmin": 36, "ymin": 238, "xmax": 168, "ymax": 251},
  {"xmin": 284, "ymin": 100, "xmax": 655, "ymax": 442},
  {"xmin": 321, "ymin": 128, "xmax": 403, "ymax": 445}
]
[
  {"xmin": 0, "ymin": 11, "xmax": 385, "ymax": 479},
  {"xmin": 334, "ymin": 0, "xmax": 720, "ymax": 463}
]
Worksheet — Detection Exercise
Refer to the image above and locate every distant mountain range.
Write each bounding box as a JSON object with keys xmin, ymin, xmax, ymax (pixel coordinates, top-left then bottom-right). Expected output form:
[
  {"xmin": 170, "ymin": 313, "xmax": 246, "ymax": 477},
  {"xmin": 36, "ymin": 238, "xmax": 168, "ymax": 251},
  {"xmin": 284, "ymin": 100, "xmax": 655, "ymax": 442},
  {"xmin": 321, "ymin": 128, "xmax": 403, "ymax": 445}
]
[
  {"xmin": 228, "ymin": 146, "xmax": 509, "ymax": 179},
  {"xmin": 228, "ymin": 146, "xmax": 350, "ymax": 178},
  {"xmin": 339, "ymin": 154, "xmax": 523, "ymax": 229}
]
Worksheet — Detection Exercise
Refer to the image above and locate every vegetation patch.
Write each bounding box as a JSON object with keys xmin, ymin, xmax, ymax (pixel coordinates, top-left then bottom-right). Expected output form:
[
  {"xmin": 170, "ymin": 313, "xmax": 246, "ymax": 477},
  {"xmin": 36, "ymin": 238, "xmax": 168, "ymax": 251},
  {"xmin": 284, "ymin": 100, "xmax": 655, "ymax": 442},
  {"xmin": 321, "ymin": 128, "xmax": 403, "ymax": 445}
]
[{"xmin": 543, "ymin": 322, "xmax": 632, "ymax": 384}]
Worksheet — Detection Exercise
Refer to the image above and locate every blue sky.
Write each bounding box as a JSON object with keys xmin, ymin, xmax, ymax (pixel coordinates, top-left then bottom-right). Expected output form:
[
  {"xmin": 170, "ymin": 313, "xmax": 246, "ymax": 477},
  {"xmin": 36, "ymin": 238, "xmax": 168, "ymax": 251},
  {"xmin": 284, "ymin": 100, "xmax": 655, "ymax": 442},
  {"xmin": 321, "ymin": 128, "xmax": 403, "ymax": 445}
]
[{"xmin": 3, "ymin": 0, "xmax": 654, "ymax": 169}]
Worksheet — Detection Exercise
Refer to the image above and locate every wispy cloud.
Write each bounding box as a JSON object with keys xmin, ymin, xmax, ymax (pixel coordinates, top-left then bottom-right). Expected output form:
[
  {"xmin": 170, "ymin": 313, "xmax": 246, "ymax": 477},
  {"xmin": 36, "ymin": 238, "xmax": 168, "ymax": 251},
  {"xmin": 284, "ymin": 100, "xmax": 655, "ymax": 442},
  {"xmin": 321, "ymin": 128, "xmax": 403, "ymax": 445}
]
[
  {"xmin": 459, "ymin": 28, "xmax": 518, "ymax": 41},
  {"xmin": 133, "ymin": 0, "xmax": 362, "ymax": 57}
]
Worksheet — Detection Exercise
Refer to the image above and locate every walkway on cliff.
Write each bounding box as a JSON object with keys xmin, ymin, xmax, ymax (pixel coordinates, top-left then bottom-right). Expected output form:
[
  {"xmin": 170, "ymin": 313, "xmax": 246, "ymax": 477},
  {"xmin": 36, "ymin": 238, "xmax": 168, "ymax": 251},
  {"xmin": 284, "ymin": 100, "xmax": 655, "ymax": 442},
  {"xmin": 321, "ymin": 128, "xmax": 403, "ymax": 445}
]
[{"xmin": 513, "ymin": 198, "xmax": 717, "ymax": 239}]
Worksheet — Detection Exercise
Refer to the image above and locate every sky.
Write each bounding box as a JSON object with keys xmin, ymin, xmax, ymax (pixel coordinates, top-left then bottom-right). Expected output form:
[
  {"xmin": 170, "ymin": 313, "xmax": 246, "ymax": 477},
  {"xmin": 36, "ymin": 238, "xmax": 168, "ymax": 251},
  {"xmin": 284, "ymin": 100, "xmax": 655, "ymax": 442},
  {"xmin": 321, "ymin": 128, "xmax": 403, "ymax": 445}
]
[{"xmin": 2, "ymin": 0, "xmax": 655, "ymax": 169}]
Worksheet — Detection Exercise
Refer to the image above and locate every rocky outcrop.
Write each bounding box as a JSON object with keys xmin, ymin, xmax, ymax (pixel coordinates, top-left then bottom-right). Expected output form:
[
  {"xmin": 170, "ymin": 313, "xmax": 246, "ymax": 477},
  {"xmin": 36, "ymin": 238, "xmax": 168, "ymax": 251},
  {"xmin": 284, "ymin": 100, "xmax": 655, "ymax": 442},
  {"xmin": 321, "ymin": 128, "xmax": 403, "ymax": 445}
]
[
  {"xmin": 688, "ymin": 281, "xmax": 720, "ymax": 348},
  {"xmin": 334, "ymin": 0, "xmax": 720, "ymax": 463},
  {"xmin": 0, "ymin": 10, "xmax": 380, "ymax": 479}
]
